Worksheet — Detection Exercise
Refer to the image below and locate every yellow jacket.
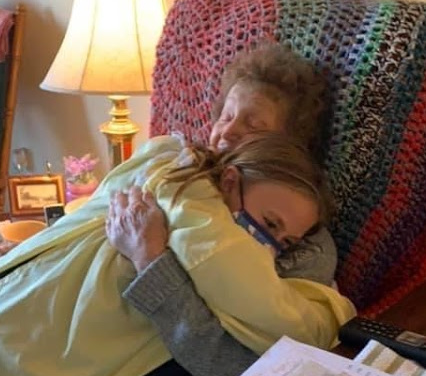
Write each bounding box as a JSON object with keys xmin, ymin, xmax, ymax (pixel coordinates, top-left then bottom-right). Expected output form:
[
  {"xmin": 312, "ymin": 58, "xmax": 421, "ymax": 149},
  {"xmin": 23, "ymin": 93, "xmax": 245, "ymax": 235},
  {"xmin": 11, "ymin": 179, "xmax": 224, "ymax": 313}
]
[{"xmin": 0, "ymin": 136, "xmax": 355, "ymax": 376}]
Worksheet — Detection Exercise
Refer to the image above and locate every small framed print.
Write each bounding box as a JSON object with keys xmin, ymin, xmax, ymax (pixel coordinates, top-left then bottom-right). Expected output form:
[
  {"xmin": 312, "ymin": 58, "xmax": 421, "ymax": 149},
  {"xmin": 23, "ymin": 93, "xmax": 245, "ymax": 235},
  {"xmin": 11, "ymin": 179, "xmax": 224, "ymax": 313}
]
[{"xmin": 7, "ymin": 174, "xmax": 66, "ymax": 217}]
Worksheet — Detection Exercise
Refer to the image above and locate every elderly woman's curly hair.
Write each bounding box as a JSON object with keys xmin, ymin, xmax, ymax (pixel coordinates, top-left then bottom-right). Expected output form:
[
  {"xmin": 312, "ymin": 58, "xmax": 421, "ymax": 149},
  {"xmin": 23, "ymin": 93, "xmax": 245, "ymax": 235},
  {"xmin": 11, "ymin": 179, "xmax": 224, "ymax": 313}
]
[{"xmin": 212, "ymin": 43, "xmax": 329, "ymax": 158}]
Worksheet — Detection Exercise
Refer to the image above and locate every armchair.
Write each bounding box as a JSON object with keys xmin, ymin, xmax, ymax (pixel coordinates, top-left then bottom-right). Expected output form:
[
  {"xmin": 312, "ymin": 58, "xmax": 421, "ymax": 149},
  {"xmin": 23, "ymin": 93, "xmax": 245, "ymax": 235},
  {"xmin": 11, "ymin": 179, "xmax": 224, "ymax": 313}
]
[
  {"xmin": 0, "ymin": 4, "xmax": 25, "ymax": 218},
  {"xmin": 150, "ymin": 0, "xmax": 426, "ymax": 317}
]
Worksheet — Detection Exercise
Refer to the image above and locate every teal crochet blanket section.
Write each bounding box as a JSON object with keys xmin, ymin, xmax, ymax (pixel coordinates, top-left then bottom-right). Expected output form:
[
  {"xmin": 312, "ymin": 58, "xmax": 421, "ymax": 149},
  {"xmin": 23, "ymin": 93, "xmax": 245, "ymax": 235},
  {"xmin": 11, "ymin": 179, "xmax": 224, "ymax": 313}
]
[{"xmin": 150, "ymin": 0, "xmax": 426, "ymax": 317}]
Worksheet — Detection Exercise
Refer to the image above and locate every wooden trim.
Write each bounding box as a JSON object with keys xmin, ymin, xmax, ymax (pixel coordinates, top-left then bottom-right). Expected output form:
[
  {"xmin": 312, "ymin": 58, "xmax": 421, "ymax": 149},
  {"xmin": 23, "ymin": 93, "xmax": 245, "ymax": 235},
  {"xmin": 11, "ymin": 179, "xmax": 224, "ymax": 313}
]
[{"xmin": 0, "ymin": 4, "xmax": 25, "ymax": 214}]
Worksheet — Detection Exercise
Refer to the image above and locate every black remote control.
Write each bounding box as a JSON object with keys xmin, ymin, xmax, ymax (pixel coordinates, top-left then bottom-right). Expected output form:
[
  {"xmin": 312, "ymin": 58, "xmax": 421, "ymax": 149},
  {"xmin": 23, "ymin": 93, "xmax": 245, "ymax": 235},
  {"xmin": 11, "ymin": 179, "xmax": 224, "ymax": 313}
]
[{"xmin": 338, "ymin": 317, "xmax": 426, "ymax": 367}]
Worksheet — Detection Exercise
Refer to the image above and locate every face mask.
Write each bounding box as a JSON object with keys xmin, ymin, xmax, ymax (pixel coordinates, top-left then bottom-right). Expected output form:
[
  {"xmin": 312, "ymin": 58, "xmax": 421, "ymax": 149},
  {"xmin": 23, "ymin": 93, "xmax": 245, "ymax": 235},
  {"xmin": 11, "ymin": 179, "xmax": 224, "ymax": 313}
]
[
  {"xmin": 232, "ymin": 210, "xmax": 286, "ymax": 257},
  {"xmin": 232, "ymin": 179, "xmax": 286, "ymax": 258}
]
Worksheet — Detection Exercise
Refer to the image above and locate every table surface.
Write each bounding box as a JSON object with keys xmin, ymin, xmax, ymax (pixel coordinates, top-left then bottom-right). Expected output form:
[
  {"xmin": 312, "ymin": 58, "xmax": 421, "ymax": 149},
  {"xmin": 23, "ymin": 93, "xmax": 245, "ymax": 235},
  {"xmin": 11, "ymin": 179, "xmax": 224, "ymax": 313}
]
[{"xmin": 332, "ymin": 280, "xmax": 426, "ymax": 358}]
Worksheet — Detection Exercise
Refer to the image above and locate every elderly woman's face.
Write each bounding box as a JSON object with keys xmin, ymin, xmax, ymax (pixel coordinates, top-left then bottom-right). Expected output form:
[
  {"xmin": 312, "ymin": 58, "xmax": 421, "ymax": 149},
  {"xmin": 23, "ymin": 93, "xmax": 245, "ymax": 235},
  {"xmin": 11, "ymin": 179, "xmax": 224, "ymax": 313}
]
[{"xmin": 209, "ymin": 82, "xmax": 289, "ymax": 151}]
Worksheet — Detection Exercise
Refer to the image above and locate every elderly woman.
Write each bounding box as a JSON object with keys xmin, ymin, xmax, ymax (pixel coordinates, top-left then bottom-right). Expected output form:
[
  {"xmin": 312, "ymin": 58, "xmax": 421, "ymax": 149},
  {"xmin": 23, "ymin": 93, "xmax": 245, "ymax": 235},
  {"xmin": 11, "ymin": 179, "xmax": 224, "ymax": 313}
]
[
  {"xmin": 0, "ymin": 45, "xmax": 354, "ymax": 376},
  {"xmin": 109, "ymin": 44, "xmax": 349, "ymax": 376}
]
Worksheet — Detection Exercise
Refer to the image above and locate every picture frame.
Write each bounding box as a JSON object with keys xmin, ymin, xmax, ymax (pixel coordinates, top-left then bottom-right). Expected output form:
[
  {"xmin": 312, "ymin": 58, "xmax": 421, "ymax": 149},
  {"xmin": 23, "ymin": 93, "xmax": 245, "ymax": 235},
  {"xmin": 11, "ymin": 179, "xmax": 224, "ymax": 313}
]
[{"xmin": 7, "ymin": 174, "xmax": 65, "ymax": 217}]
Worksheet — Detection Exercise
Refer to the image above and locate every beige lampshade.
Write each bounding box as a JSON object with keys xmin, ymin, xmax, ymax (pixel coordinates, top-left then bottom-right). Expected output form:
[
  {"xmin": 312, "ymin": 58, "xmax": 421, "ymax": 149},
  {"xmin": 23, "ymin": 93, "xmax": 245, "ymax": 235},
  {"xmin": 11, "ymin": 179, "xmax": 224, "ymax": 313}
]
[{"xmin": 40, "ymin": 0, "xmax": 173, "ymax": 95}]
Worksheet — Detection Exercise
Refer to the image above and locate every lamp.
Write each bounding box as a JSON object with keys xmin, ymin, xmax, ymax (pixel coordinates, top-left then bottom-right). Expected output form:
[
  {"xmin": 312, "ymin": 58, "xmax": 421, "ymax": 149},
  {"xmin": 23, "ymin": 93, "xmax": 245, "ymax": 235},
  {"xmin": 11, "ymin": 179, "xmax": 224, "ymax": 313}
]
[{"xmin": 40, "ymin": 0, "xmax": 172, "ymax": 167}]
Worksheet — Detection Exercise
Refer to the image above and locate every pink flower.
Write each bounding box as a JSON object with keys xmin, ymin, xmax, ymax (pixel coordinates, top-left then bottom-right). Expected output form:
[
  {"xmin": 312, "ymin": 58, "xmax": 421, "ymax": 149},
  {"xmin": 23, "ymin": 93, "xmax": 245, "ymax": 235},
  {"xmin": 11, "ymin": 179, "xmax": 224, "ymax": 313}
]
[{"xmin": 63, "ymin": 153, "xmax": 99, "ymax": 184}]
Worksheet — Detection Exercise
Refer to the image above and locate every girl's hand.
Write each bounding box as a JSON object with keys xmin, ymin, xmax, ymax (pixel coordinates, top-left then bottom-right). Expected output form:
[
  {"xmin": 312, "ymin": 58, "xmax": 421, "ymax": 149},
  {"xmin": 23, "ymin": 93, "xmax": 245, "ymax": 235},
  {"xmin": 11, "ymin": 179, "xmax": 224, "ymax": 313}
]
[{"xmin": 106, "ymin": 186, "xmax": 168, "ymax": 272}]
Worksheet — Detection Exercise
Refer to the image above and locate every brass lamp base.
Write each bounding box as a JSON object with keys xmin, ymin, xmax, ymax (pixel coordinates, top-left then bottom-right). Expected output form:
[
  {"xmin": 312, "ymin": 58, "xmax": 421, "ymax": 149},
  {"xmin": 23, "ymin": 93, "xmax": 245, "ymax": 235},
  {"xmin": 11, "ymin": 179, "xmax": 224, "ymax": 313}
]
[{"xmin": 99, "ymin": 95, "xmax": 139, "ymax": 168}]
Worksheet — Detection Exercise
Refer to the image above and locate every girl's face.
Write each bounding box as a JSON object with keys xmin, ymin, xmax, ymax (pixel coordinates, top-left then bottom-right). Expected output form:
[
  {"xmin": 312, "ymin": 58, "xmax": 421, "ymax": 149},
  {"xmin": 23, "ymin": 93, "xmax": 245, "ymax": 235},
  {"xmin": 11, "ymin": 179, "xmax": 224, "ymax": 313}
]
[
  {"xmin": 209, "ymin": 82, "xmax": 289, "ymax": 151},
  {"xmin": 221, "ymin": 167, "xmax": 319, "ymax": 255}
]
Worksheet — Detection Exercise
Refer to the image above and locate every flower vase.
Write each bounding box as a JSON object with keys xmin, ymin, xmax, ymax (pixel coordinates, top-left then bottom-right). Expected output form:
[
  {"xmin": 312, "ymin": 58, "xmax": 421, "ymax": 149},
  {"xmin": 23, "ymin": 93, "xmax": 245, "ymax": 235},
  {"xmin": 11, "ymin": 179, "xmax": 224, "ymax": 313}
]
[{"xmin": 66, "ymin": 178, "xmax": 98, "ymax": 202}]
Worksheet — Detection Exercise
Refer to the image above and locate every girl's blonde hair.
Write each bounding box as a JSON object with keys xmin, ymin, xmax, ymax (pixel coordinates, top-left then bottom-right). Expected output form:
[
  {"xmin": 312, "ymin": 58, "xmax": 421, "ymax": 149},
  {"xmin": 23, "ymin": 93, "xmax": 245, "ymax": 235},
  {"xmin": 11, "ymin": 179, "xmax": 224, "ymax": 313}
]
[{"xmin": 166, "ymin": 133, "xmax": 333, "ymax": 228}]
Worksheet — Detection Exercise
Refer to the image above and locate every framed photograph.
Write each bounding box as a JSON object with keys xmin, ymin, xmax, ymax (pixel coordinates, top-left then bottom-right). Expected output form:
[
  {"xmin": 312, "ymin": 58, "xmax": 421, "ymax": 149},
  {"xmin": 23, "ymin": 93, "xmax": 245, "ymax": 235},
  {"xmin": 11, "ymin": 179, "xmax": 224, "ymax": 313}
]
[{"xmin": 7, "ymin": 174, "xmax": 65, "ymax": 217}]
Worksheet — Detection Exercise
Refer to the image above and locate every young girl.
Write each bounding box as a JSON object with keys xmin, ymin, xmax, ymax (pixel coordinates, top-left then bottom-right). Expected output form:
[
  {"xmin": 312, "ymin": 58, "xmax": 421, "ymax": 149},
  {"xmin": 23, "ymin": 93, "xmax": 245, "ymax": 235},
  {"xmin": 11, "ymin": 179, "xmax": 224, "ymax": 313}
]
[
  {"xmin": 0, "ymin": 134, "xmax": 354, "ymax": 376},
  {"xmin": 109, "ymin": 133, "xmax": 330, "ymax": 271}
]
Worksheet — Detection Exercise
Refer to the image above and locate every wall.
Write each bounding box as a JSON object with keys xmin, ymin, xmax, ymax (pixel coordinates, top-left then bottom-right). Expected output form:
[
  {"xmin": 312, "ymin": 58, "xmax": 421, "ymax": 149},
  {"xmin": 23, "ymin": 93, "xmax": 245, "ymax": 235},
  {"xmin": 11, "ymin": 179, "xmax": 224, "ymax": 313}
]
[
  {"xmin": 7, "ymin": 0, "xmax": 423, "ymax": 179},
  {"xmin": 2, "ymin": 0, "xmax": 153, "ymax": 178}
]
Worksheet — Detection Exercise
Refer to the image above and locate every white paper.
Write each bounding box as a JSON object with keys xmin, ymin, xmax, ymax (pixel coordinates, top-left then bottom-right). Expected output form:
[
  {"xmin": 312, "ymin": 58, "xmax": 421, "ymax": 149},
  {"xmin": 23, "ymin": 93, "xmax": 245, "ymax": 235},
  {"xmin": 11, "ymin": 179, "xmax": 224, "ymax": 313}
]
[
  {"xmin": 241, "ymin": 336, "xmax": 392, "ymax": 376},
  {"xmin": 354, "ymin": 340, "xmax": 426, "ymax": 376}
]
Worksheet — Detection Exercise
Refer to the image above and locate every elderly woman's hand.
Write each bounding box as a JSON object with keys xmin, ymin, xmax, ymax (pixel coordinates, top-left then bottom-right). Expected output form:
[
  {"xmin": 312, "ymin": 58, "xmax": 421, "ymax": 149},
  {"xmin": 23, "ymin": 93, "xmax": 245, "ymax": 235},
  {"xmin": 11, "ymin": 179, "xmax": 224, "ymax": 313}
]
[{"xmin": 106, "ymin": 186, "xmax": 168, "ymax": 273}]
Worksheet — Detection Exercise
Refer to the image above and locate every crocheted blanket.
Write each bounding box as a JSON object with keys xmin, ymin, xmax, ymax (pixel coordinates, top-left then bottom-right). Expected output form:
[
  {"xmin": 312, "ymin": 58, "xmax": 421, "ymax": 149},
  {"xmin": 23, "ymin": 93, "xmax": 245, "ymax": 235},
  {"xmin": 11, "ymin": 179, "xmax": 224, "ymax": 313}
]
[{"xmin": 150, "ymin": 0, "xmax": 426, "ymax": 317}]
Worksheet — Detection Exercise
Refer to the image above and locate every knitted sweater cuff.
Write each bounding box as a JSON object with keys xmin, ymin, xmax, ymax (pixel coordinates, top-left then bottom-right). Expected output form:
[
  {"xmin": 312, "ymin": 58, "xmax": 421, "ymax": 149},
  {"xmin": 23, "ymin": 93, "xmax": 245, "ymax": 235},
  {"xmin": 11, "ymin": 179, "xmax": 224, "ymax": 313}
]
[{"xmin": 123, "ymin": 249, "xmax": 190, "ymax": 316}]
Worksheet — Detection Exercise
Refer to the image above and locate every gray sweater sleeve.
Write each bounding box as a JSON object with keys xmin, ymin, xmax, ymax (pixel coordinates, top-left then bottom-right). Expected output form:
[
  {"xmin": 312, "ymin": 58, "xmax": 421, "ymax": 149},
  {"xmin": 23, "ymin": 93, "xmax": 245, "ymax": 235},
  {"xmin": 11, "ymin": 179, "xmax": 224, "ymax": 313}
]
[
  {"xmin": 275, "ymin": 226, "xmax": 337, "ymax": 286},
  {"xmin": 123, "ymin": 249, "xmax": 258, "ymax": 376}
]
